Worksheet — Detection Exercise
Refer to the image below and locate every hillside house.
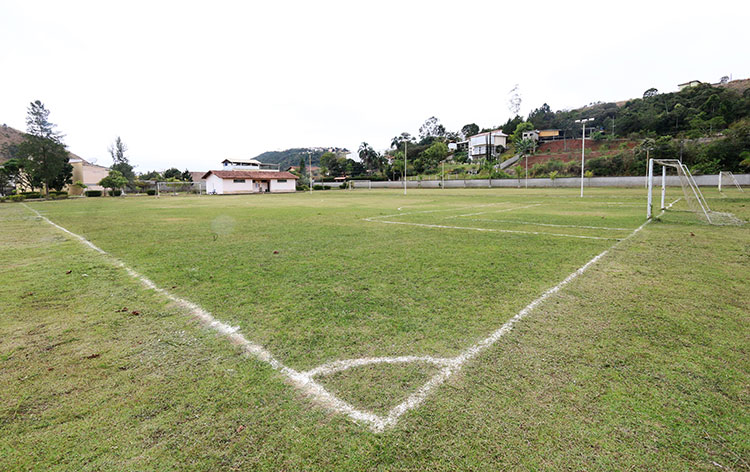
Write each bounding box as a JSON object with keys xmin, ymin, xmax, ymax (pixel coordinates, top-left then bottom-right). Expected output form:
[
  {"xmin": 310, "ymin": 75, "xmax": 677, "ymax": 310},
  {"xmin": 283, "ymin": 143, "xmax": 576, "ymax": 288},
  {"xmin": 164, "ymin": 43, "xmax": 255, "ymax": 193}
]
[
  {"xmin": 468, "ymin": 130, "xmax": 507, "ymax": 161},
  {"xmin": 202, "ymin": 161, "xmax": 298, "ymax": 194}
]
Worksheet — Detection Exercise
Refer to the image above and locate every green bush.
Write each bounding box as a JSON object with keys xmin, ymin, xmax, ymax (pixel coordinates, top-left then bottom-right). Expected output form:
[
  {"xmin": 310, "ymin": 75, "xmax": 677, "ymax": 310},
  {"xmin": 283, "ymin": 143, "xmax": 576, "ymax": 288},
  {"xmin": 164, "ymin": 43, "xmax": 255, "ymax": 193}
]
[
  {"xmin": 312, "ymin": 184, "xmax": 324, "ymax": 190},
  {"xmin": 85, "ymin": 190, "xmax": 103, "ymax": 197},
  {"xmin": 339, "ymin": 183, "xmax": 348, "ymax": 189},
  {"xmin": 21, "ymin": 191, "xmax": 42, "ymax": 199},
  {"xmin": 9, "ymin": 194, "xmax": 25, "ymax": 202},
  {"xmin": 111, "ymin": 189, "xmax": 122, "ymax": 196},
  {"xmin": 146, "ymin": 189, "xmax": 157, "ymax": 196},
  {"xmin": 53, "ymin": 193, "xmax": 68, "ymax": 200}
]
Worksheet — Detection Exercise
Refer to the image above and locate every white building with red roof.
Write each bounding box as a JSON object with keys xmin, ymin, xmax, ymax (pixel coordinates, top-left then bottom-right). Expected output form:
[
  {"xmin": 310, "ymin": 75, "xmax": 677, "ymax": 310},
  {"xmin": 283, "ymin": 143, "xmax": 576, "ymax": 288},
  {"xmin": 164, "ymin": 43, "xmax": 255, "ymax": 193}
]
[{"xmin": 202, "ymin": 158, "xmax": 298, "ymax": 194}]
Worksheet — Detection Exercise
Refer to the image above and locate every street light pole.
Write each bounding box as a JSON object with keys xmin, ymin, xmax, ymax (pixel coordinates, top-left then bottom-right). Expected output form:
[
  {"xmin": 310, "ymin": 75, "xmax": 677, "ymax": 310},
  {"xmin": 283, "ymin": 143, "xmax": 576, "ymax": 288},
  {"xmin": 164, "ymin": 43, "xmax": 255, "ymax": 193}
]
[
  {"xmin": 403, "ymin": 140, "xmax": 408, "ymax": 195},
  {"xmin": 575, "ymin": 118, "xmax": 594, "ymax": 197}
]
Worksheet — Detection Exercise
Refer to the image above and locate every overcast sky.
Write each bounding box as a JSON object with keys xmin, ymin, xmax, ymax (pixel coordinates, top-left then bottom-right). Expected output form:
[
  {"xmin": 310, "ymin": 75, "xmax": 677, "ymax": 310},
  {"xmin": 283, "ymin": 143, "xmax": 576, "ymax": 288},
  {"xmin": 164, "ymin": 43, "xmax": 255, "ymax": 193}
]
[{"xmin": 1, "ymin": 0, "xmax": 747, "ymax": 171}]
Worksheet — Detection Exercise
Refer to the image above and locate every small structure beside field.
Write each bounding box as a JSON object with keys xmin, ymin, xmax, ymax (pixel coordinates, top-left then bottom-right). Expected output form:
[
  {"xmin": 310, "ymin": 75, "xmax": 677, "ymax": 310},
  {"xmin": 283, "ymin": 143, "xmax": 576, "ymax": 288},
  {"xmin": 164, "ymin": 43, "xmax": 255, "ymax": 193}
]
[{"xmin": 202, "ymin": 158, "xmax": 297, "ymax": 194}]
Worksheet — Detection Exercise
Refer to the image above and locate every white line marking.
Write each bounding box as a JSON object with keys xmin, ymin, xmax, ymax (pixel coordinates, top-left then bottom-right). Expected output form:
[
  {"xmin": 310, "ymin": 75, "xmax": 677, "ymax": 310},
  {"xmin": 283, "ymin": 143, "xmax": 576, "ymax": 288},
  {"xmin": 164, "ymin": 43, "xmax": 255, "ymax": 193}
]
[
  {"xmin": 444, "ymin": 203, "xmax": 542, "ymax": 218},
  {"xmin": 364, "ymin": 218, "xmax": 621, "ymax": 241},
  {"xmin": 460, "ymin": 219, "xmax": 632, "ymax": 231},
  {"xmin": 21, "ymin": 199, "xmax": 680, "ymax": 433}
]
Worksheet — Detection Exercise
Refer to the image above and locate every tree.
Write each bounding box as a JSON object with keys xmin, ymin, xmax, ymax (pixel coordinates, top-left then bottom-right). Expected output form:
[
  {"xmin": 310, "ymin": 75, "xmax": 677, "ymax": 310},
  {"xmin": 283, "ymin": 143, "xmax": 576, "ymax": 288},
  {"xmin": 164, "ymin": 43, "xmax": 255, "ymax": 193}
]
[
  {"xmin": 511, "ymin": 121, "xmax": 535, "ymax": 143},
  {"xmin": 17, "ymin": 101, "xmax": 71, "ymax": 197},
  {"xmin": 140, "ymin": 170, "xmax": 162, "ymax": 181},
  {"xmin": 0, "ymin": 158, "xmax": 29, "ymax": 194},
  {"xmin": 182, "ymin": 169, "xmax": 193, "ymax": 182},
  {"xmin": 508, "ymin": 84, "xmax": 522, "ymax": 116},
  {"xmin": 358, "ymin": 143, "xmax": 381, "ymax": 172},
  {"xmin": 108, "ymin": 137, "xmax": 135, "ymax": 186},
  {"xmin": 421, "ymin": 141, "xmax": 449, "ymax": 171},
  {"xmin": 643, "ymin": 88, "xmax": 659, "ymax": 99},
  {"xmin": 163, "ymin": 168, "xmax": 182, "ymax": 180},
  {"xmin": 298, "ymin": 156, "xmax": 306, "ymax": 176},
  {"xmin": 99, "ymin": 170, "xmax": 128, "ymax": 195},
  {"xmin": 418, "ymin": 117, "xmax": 446, "ymax": 143},
  {"xmin": 460, "ymin": 123, "xmax": 479, "ymax": 139}
]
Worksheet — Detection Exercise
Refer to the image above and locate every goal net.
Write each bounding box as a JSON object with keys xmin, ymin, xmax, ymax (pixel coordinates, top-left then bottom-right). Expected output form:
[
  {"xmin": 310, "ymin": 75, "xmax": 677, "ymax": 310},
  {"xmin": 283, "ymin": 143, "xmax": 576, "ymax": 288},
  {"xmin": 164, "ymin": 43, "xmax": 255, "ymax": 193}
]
[
  {"xmin": 156, "ymin": 181, "xmax": 205, "ymax": 196},
  {"xmin": 647, "ymin": 159, "xmax": 742, "ymax": 225},
  {"xmin": 351, "ymin": 180, "xmax": 372, "ymax": 190},
  {"xmin": 718, "ymin": 171, "xmax": 744, "ymax": 193}
]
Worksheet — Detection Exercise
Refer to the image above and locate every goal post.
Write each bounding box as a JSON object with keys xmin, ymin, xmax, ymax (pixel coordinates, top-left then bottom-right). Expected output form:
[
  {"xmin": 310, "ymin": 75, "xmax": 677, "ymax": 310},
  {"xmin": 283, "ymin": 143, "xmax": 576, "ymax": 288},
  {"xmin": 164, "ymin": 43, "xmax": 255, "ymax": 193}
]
[
  {"xmin": 647, "ymin": 159, "xmax": 743, "ymax": 225},
  {"xmin": 156, "ymin": 181, "xmax": 205, "ymax": 196},
  {"xmin": 718, "ymin": 171, "xmax": 744, "ymax": 192}
]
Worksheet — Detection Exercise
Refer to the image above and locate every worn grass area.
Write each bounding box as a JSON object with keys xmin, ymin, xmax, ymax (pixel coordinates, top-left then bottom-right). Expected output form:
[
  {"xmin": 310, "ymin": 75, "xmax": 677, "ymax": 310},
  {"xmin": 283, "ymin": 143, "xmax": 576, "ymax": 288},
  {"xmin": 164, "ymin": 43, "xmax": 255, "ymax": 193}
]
[{"xmin": 1, "ymin": 187, "xmax": 748, "ymax": 470}]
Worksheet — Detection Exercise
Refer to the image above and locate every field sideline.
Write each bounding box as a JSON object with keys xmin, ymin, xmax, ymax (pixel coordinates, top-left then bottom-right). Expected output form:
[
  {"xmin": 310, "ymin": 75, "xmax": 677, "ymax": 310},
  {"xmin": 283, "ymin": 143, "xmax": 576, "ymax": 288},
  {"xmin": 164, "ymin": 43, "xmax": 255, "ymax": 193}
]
[{"xmin": 1, "ymin": 187, "xmax": 748, "ymax": 470}]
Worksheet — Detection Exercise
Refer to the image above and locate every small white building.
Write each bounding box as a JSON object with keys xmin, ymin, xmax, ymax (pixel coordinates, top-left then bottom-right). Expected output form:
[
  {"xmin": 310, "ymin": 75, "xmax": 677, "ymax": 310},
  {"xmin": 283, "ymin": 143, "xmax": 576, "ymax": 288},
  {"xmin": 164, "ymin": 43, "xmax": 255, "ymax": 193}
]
[
  {"xmin": 202, "ymin": 170, "xmax": 298, "ymax": 194},
  {"xmin": 468, "ymin": 129, "xmax": 507, "ymax": 161}
]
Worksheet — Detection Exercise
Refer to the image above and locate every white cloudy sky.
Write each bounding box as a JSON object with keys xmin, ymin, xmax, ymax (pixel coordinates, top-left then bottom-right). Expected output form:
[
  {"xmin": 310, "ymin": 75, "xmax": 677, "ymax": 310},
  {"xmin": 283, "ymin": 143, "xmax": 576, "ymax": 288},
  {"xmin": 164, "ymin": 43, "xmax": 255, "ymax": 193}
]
[{"xmin": 1, "ymin": 0, "xmax": 747, "ymax": 171}]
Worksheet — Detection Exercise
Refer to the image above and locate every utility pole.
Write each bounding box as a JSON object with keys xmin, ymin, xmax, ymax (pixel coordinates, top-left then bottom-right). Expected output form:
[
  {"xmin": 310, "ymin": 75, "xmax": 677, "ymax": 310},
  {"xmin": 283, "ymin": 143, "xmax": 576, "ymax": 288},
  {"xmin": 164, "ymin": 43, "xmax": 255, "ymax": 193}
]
[
  {"xmin": 404, "ymin": 140, "xmax": 408, "ymax": 195},
  {"xmin": 308, "ymin": 151, "xmax": 312, "ymax": 194},
  {"xmin": 575, "ymin": 118, "xmax": 594, "ymax": 197}
]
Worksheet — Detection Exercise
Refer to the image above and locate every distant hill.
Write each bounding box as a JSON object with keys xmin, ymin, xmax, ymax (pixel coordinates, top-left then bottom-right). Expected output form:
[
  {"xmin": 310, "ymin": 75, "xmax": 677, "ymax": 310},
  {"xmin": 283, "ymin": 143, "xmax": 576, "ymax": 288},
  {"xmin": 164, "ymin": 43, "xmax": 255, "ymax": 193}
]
[
  {"xmin": 252, "ymin": 147, "xmax": 349, "ymax": 169},
  {"xmin": 0, "ymin": 124, "xmax": 90, "ymax": 164}
]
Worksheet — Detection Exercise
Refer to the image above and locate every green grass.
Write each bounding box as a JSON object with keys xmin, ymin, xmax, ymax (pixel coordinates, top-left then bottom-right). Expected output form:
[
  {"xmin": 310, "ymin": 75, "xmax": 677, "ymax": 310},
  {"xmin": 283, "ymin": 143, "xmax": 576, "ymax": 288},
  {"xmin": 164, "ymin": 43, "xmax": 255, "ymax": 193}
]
[{"xmin": 1, "ymin": 187, "xmax": 748, "ymax": 470}]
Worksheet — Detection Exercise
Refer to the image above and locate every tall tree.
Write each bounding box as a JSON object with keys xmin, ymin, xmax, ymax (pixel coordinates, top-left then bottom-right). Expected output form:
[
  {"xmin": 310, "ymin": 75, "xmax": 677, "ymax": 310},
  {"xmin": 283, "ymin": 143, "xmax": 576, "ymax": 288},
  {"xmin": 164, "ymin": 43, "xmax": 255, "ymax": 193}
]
[
  {"xmin": 507, "ymin": 84, "xmax": 522, "ymax": 116},
  {"xmin": 418, "ymin": 117, "xmax": 446, "ymax": 143},
  {"xmin": 17, "ymin": 100, "xmax": 71, "ymax": 197},
  {"xmin": 461, "ymin": 123, "xmax": 479, "ymax": 139},
  {"xmin": 358, "ymin": 142, "xmax": 381, "ymax": 172},
  {"xmin": 163, "ymin": 167, "xmax": 182, "ymax": 180},
  {"xmin": 108, "ymin": 136, "xmax": 135, "ymax": 185}
]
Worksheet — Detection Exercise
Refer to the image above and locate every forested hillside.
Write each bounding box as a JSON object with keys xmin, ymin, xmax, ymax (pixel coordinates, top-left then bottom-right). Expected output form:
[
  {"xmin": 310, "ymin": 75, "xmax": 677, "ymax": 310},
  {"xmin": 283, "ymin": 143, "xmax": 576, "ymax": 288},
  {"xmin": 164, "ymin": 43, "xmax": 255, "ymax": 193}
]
[{"xmin": 253, "ymin": 147, "xmax": 349, "ymax": 169}]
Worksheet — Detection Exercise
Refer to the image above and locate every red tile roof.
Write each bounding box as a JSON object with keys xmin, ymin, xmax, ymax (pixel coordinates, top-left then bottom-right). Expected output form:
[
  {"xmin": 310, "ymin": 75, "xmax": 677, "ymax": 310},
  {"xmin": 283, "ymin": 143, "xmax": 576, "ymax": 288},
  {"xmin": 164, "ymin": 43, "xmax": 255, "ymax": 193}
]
[{"xmin": 202, "ymin": 170, "xmax": 299, "ymax": 180}]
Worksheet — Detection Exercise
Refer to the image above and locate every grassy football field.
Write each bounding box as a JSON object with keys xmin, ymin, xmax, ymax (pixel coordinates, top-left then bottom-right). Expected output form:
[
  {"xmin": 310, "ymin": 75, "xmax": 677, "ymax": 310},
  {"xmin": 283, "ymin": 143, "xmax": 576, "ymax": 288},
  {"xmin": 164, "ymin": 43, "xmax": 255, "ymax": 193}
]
[{"xmin": 1, "ymin": 187, "xmax": 748, "ymax": 470}]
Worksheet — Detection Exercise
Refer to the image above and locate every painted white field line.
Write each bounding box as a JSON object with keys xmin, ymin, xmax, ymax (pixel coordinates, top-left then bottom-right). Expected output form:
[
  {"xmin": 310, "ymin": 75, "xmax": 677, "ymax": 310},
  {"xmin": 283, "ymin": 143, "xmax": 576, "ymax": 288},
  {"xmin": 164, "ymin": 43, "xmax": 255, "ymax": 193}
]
[
  {"xmin": 444, "ymin": 203, "xmax": 542, "ymax": 218},
  {"xmin": 350, "ymin": 197, "xmax": 682, "ymax": 431},
  {"xmin": 460, "ymin": 218, "xmax": 632, "ymax": 231},
  {"xmin": 21, "ymin": 204, "xmax": 386, "ymax": 429},
  {"xmin": 364, "ymin": 218, "xmax": 621, "ymax": 241},
  {"xmin": 368, "ymin": 202, "xmax": 511, "ymax": 220},
  {"xmin": 22, "ymin": 199, "xmax": 679, "ymax": 433}
]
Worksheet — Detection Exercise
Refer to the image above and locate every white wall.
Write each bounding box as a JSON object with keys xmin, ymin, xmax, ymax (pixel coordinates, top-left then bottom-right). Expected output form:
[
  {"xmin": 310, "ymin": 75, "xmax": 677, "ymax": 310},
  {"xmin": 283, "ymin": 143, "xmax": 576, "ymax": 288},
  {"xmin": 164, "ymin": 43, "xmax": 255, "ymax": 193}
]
[
  {"xmin": 222, "ymin": 178, "xmax": 256, "ymax": 194},
  {"xmin": 206, "ymin": 174, "xmax": 224, "ymax": 194},
  {"xmin": 270, "ymin": 178, "xmax": 296, "ymax": 193}
]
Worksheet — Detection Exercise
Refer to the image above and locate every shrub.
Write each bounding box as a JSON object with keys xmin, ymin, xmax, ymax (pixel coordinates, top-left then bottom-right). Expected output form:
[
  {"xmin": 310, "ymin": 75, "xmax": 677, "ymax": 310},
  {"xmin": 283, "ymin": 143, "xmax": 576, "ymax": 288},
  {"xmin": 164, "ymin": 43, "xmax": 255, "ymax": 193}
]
[
  {"xmin": 146, "ymin": 189, "xmax": 157, "ymax": 196},
  {"xmin": 21, "ymin": 191, "xmax": 42, "ymax": 199},
  {"xmin": 312, "ymin": 184, "xmax": 324, "ymax": 190},
  {"xmin": 85, "ymin": 190, "xmax": 103, "ymax": 197},
  {"xmin": 111, "ymin": 189, "xmax": 122, "ymax": 196},
  {"xmin": 339, "ymin": 183, "xmax": 348, "ymax": 189},
  {"xmin": 9, "ymin": 194, "xmax": 25, "ymax": 202}
]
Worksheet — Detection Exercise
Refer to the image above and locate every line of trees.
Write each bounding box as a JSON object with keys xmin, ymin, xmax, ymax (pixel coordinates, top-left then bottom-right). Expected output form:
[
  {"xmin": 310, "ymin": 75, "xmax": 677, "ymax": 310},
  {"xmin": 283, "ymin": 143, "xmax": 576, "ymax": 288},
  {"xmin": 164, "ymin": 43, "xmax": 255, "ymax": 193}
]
[{"xmin": 0, "ymin": 101, "xmax": 73, "ymax": 197}]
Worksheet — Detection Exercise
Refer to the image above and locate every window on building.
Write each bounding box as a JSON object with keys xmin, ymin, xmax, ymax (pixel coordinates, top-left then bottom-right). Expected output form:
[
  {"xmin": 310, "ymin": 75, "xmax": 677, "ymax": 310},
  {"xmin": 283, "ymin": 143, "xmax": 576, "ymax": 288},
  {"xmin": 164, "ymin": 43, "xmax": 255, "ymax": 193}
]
[
  {"xmin": 233, "ymin": 179, "xmax": 245, "ymax": 183},
  {"xmin": 277, "ymin": 179, "xmax": 287, "ymax": 183}
]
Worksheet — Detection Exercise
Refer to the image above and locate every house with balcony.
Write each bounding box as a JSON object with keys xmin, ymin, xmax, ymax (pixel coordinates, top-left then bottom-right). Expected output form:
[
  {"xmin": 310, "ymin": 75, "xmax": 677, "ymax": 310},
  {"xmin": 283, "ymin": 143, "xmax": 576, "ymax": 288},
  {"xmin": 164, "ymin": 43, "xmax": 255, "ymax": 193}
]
[{"xmin": 468, "ymin": 129, "xmax": 507, "ymax": 161}]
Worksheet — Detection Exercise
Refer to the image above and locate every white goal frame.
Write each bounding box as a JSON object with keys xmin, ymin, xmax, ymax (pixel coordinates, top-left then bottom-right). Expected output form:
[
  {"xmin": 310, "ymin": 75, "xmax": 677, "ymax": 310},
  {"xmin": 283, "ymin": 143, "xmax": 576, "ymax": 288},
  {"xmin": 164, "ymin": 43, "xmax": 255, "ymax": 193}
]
[
  {"xmin": 718, "ymin": 171, "xmax": 744, "ymax": 192},
  {"xmin": 647, "ymin": 158, "xmax": 743, "ymax": 225},
  {"xmin": 156, "ymin": 181, "xmax": 205, "ymax": 196},
  {"xmin": 351, "ymin": 180, "xmax": 372, "ymax": 190}
]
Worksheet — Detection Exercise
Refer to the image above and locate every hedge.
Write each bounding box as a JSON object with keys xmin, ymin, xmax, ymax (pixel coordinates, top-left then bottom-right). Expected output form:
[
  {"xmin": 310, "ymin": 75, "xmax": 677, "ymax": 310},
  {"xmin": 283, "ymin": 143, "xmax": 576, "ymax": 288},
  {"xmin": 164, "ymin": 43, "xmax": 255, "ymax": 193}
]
[
  {"xmin": 111, "ymin": 189, "xmax": 122, "ymax": 196},
  {"xmin": 146, "ymin": 189, "xmax": 156, "ymax": 196},
  {"xmin": 85, "ymin": 190, "xmax": 103, "ymax": 197}
]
